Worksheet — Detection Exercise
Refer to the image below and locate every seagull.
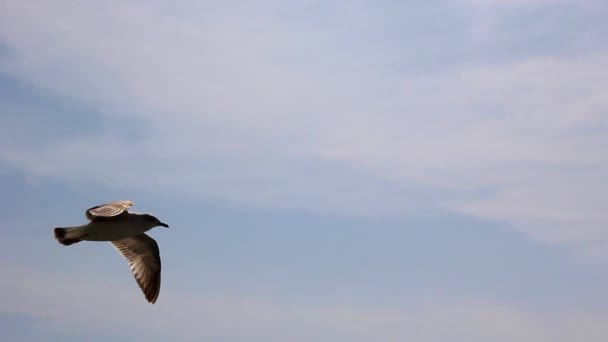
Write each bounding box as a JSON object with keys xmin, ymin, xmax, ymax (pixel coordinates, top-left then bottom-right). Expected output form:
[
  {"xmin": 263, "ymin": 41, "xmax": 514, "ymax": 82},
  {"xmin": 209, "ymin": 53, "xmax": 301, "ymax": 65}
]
[{"xmin": 53, "ymin": 200, "xmax": 169, "ymax": 304}]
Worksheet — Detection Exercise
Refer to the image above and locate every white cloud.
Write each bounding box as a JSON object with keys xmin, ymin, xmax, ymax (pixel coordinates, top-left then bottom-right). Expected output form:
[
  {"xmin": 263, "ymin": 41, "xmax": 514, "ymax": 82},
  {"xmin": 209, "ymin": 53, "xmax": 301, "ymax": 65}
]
[{"xmin": 1, "ymin": 1, "xmax": 608, "ymax": 257}]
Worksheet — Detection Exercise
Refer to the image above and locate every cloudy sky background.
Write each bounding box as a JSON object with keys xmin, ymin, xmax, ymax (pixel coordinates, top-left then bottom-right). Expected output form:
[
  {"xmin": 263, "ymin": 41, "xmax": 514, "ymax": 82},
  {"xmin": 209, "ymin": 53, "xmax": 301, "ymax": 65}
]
[{"xmin": 1, "ymin": 0, "xmax": 608, "ymax": 341}]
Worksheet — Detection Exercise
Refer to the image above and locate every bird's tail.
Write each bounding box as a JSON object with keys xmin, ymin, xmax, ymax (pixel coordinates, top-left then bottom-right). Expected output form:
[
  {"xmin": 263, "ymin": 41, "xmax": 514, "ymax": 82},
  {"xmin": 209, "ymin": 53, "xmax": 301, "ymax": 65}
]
[{"xmin": 54, "ymin": 227, "xmax": 87, "ymax": 246}]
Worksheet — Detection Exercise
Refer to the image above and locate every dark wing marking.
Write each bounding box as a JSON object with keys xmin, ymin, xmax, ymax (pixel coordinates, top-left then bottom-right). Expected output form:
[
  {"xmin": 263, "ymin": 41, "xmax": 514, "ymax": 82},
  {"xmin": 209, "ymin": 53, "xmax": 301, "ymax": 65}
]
[
  {"xmin": 111, "ymin": 233, "xmax": 161, "ymax": 304},
  {"xmin": 86, "ymin": 201, "xmax": 133, "ymax": 221}
]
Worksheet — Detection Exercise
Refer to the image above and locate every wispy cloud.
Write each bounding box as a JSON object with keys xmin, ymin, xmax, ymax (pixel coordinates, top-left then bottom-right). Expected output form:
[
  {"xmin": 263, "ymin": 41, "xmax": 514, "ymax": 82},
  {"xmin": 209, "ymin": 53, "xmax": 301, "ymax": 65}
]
[{"xmin": 1, "ymin": 0, "xmax": 607, "ymax": 264}]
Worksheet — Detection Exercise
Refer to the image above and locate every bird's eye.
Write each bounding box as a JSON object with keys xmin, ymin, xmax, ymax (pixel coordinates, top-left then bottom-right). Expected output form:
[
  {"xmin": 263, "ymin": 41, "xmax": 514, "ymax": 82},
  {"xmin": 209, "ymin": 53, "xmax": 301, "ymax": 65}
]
[{"xmin": 148, "ymin": 216, "xmax": 155, "ymax": 222}]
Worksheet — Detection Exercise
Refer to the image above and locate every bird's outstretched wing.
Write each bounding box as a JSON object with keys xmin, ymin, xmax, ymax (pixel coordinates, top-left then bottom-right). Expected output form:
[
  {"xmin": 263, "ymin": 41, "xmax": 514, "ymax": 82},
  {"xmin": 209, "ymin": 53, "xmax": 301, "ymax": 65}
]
[
  {"xmin": 111, "ymin": 233, "xmax": 161, "ymax": 304},
  {"xmin": 85, "ymin": 201, "xmax": 133, "ymax": 221}
]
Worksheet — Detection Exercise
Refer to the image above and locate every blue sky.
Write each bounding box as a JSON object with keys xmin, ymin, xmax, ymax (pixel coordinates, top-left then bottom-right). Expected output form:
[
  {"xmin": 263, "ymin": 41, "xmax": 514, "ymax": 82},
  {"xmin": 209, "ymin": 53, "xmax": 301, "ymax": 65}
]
[{"xmin": 1, "ymin": 0, "xmax": 608, "ymax": 341}]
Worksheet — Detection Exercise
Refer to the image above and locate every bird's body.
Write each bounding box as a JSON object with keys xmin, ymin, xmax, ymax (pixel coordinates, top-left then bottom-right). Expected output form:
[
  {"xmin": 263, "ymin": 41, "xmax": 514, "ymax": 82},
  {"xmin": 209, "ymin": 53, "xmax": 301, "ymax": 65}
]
[
  {"xmin": 53, "ymin": 201, "xmax": 169, "ymax": 304},
  {"xmin": 57, "ymin": 213, "xmax": 162, "ymax": 242}
]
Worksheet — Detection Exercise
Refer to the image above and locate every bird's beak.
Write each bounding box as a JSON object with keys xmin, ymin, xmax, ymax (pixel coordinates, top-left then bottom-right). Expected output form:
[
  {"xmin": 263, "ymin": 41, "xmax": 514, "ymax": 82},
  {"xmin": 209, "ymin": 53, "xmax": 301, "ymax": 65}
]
[{"xmin": 160, "ymin": 222, "xmax": 169, "ymax": 228}]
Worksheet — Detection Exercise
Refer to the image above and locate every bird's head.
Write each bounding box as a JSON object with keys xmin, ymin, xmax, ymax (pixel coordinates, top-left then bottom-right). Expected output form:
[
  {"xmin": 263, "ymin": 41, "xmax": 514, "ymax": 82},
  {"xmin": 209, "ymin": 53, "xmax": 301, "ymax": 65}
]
[{"xmin": 142, "ymin": 214, "xmax": 169, "ymax": 229}]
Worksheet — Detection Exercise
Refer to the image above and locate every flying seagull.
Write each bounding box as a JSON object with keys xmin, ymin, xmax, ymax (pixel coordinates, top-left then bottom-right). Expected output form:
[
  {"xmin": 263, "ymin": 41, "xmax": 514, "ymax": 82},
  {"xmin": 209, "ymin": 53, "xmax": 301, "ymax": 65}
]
[{"xmin": 53, "ymin": 200, "xmax": 169, "ymax": 304}]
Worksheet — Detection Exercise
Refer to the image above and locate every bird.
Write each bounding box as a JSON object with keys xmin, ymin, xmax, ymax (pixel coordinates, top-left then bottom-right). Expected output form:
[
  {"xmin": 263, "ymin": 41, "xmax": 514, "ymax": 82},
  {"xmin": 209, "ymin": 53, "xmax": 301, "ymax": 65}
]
[{"xmin": 53, "ymin": 200, "xmax": 169, "ymax": 304}]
